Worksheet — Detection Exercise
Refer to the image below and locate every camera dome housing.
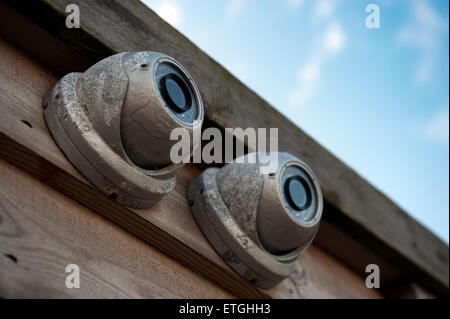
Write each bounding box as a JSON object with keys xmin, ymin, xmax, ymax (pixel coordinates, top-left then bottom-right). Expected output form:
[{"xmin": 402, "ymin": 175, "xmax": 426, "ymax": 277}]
[
  {"xmin": 44, "ymin": 51, "xmax": 204, "ymax": 208},
  {"xmin": 187, "ymin": 152, "xmax": 323, "ymax": 288}
]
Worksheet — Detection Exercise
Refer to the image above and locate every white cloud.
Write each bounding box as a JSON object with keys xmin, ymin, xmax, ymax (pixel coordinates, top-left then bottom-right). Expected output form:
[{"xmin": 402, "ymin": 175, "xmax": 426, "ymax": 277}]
[
  {"xmin": 314, "ymin": 0, "xmax": 336, "ymax": 20},
  {"xmin": 298, "ymin": 58, "xmax": 321, "ymax": 84},
  {"xmin": 424, "ymin": 107, "xmax": 449, "ymax": 145},
  {"xmin": 415, "ymin": 0, "xmax": 447, "ymax": 31},
  {"xmin": 289, "ymin": 19, "xmax": 346, "ymax": 107},
  {"xmin": 323, "ymin": 22, "xmax": 346, "ymax": 54},
  {"xmin": 397, "ymin": 0, "xmax": 448, "ymax": 86},
  {"xmin": 225, "ymin": 0, "xmax": 247, "ymax": 20},
  {"xmin": 289, "ymin": 58, "xmax": 321, "ymax": 107},
  {"xmin": 152, "ymin": 1, "xmax": 183, "ymax": 28},
  {"xmin": 414, "ymin": 55, "xmax": 434, "ymax": 85},
  {"xmin": 287, "ymin": 0, "xmax": 304, "ymax": 10}
]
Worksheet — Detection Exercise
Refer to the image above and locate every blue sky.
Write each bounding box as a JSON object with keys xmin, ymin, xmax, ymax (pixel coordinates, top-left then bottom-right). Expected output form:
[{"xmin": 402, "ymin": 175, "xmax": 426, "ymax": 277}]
[{"xmin": 143, "ymin": 0, "xmax": 449, "ymax": 243}]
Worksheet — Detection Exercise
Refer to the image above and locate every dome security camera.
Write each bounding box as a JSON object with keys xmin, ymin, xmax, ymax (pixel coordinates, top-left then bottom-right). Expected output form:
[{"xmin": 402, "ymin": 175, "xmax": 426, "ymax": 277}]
[
  {"xmin": 44, "ymin": 51, "xmax": 204, "ymax": 208},
  {"xmin": 187, "ymin": 152, "xmax": 323, "ymax": 288}
]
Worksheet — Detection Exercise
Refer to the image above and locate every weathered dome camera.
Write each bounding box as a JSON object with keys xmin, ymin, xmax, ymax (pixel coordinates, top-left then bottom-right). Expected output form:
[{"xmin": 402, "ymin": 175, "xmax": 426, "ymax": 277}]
[
  {"xmin": 187, "ymin": 152, "xmax": 323, "ymax": 288},
  {"xmin": 44, "ymin": 51, "xmax": 204, "ymax": 208}
]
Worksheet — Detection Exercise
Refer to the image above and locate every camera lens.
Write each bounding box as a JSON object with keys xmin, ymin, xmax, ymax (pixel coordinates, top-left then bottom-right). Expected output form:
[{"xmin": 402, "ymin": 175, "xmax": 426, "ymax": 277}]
[
  {"xmin": 285, "ymin": 176, "xmax": 311, "ymax": 211},
  {"xmin": 160, "ymin": 74, "xmax": 192, "ymax": 113}
]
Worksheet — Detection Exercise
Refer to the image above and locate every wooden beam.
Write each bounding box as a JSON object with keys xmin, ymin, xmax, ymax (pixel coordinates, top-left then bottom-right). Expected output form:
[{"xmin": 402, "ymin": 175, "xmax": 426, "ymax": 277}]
[
  {"xmin": 0, "ymin": 36, "xmax": 380, "ymax": 298},
  {"xmin": 2, "ymin": 0, "xmax": 447, "ymax": 295},
  {"xmin": 0, "ymin": 159, "xmax": 235, "ymax": 299}
]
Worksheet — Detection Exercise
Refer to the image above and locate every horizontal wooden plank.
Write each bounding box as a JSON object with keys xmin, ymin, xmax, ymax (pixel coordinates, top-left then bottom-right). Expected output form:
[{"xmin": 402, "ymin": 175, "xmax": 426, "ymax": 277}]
[
  {"xmin": 2, "ymin": 0, "xmax": 447, "ymax": 295},
  {"xmin": 0, "ymin": 36, "xmax": 380, "ymax": 299},
  {"xmin": 0, "ymin": 159, "xmax": 234, "ymax": 299}
]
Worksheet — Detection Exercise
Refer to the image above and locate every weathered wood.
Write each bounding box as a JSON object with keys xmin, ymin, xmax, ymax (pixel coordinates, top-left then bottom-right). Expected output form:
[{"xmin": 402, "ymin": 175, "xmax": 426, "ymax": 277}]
[
  {"xmin": 0, "ymin": 37, "xmax": 380, "ymax": 299},
  {"xmin": 0, "ymin": 159, "xmax": 234, "ymax": 299},
  {"xmin": 2, "ymin": 0, "xmax": 447, "ymax": 295}
]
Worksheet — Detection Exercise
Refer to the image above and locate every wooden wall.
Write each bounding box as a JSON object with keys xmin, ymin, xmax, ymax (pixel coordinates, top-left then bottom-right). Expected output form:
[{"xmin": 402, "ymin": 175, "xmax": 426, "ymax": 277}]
[
  {"xmin": 0, "ymin": 0, "xmax": 447, "ymax": 298},
  {"xmin": 0, "ymin": 37, "xmax": 381, "ymax": 298}
]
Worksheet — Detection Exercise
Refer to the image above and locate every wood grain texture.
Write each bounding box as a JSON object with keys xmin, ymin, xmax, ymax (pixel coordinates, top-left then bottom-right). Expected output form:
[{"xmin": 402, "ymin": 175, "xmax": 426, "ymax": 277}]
[
  {"xmin": 3, "ymin": 0, "xmax": 447, "ymax": 295},
  {"xmin": 0, "ymin": 159, "xmax": 233, "ymax": 299},
  {"xmin": 0, "ymin": 37, "xmax": 380, "ymax": 299}
]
